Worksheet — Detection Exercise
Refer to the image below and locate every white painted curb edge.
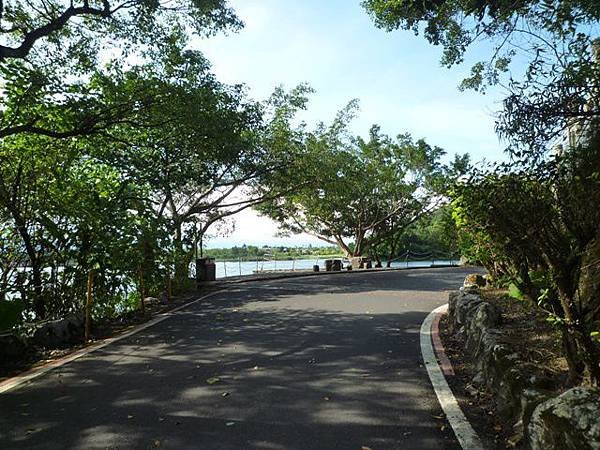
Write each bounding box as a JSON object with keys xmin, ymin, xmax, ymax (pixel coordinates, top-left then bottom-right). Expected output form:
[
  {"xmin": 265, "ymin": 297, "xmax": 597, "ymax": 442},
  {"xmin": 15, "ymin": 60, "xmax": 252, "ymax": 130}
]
[
  {"xmin": 0, "ymin": 289, "xmax": 225, "ymax": 395},
  {"xmin": 420, "ymin": 303, "xmax": 484, "ymax": 450}
]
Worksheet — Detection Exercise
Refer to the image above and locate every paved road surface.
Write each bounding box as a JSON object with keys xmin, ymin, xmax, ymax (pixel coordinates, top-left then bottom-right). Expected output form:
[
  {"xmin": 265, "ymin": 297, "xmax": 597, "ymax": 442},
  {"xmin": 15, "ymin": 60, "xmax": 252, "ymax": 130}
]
[{"xmin": 0, "ymin": 267, "xmax": 475, "ymax": 450}]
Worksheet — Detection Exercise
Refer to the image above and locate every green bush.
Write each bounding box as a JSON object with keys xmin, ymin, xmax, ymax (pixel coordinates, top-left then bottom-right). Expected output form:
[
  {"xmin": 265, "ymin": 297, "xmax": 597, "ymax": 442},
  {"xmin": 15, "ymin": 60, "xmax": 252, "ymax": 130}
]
[{"xmin": 0, "ymin": 300, "xmax": 24, "ymax": 332}]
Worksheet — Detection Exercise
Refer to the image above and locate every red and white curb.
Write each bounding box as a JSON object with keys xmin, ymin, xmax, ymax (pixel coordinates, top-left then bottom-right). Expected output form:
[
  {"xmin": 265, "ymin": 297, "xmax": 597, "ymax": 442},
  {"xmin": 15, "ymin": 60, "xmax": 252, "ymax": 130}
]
[
  {"xmin": 0, "ymin": 290, "xmax": 225, "ymax": 395},
  {"xmin": 420, "ymin": 303, "xmax": 483, "ymax": 450}
]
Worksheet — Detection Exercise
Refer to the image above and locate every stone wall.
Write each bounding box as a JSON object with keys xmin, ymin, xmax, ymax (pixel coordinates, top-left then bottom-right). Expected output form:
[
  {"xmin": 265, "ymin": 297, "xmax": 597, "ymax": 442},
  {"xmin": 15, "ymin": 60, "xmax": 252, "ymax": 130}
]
[{"xmin": 448, "ymin": 282, "xmax": 600, "ymax": 450}]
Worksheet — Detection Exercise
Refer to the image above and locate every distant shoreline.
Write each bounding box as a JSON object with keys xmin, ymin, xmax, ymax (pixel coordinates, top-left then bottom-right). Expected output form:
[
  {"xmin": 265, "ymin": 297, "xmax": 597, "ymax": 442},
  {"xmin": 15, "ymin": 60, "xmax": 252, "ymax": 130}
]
[{"xmin": 209, "ymin": 254, "xmax": 345, "ymax": 262}]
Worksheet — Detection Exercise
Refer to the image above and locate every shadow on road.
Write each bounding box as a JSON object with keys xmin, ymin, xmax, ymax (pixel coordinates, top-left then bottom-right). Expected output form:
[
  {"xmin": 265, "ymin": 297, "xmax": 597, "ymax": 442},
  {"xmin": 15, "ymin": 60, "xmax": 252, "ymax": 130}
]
[{"xmin": 0, "ymin": 267, "xmax": 477, "ymax": 450}]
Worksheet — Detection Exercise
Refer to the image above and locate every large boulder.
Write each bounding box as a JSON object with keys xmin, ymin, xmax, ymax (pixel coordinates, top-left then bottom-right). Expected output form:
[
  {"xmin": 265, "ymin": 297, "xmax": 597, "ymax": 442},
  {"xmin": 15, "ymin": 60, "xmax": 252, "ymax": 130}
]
[
  {"xmin": 529, "ymin": 387, "xmax": 600, "ymax": 450},
  {"xmin": 32, "ymin": 314, "xmax": 84, "ymax": 348}
]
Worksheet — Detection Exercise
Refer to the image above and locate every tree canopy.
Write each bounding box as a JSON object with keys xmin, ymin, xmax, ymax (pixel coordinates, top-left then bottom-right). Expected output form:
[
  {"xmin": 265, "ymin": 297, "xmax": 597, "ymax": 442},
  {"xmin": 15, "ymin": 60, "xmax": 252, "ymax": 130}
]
[
  {"xmin": 256, "ymin": 102, "xmax": 465, "ymax": 258},
  {"xmin": 0, "ymin": 0, "xmax": 313, "ymax": 324},
  {"xmin": 363, "ymin": 0, "xmax": 600, "ymax": 158}
]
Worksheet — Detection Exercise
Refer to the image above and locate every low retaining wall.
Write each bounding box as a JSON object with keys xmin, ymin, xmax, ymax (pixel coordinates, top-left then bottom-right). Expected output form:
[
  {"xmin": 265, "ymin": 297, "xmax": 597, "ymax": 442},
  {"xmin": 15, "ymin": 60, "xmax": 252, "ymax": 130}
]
[{"xmin": 447, "ymin": 284, "xmax": 600, "ymax": 450}]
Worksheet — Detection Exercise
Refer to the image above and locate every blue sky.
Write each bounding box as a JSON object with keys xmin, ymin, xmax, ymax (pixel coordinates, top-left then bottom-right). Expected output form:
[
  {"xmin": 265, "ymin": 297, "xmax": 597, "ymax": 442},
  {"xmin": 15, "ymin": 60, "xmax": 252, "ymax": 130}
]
[{"xmin": 193, "ymin": 0, "xmax": 508, "ymax": 248}]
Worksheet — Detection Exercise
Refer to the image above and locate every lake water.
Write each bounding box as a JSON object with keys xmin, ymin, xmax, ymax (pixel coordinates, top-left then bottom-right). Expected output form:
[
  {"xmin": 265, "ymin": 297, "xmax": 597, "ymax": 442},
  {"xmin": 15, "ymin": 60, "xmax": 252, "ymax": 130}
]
[{"xmin": 213, "ymin": 258, "xmax": 457, "ymax": 279}]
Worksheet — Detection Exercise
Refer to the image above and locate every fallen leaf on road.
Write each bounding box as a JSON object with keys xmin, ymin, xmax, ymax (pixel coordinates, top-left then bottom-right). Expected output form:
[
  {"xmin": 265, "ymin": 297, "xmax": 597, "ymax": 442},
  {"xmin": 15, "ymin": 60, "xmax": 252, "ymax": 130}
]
[
  {"xmin": 222, "ymin": 392, "xmax": 230, "ymax": 397},
  {"xmin": 153, "ymin": 440, "xmax": 161, "ymax": 448},
  {"xmin": 225, "ymin": 422, "xmax": 235, "ymax": 427},
  {"xmin": 360, "ymin": 446, "xmax": 373, "ymax": 450},
  {"xmin": 206, "ymin": 377, "xmax": 221, "ymax": 385},
  {"xmin": 323, "ymin": 396, "xmax": 330, "ymax": 401},
  {"xmin": 127, "ymin": 415, "xmax": 134, "ymax": 419}
]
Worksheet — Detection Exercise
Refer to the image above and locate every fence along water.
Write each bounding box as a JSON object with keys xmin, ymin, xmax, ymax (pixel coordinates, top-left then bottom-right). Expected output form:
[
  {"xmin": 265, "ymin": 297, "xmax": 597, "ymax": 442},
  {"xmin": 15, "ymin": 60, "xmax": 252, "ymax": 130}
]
[{"xmin": 213, "ymin": 251, "xmax": 458, "ymax": 279}]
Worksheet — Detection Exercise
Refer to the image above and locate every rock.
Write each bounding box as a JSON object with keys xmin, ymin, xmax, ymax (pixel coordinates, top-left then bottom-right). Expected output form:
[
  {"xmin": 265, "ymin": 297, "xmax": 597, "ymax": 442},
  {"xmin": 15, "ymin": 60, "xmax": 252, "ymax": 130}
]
[
  {"xmin": 454, "ymin": 293, "xmax": 485, "ymax": 327},
  {"xmin": 461, "ymin": 284, "xmax": 480, "ymax": 293},
  {"xmin": 465, "ymin": 303, "xmax": 501, "ymax": 353},
  {"xmin": 472, "ymin": 371, "xmax": 485, "ymax": 385},
  {"xmin": 0, "ymin": 332, "xmax": 28, "ymax": 361},
  {"xmin": 529, "ymin": 387, "xmax": 600, "ymax": 450},
  {"xmin": 496, "ymin": 365, "xmax": 549, "ymax": 420},
  {"xmin": 143, "ymin": 297, "xmax": 160, "ymax": 305},
  {"xmin": 464, "ymin": 273, "xmax": 487, "ymax": 287},
  {"xmin": 465, "ymin": 383, "xmax": 480, "ymax": 397},
  {"xmin": 474, "ymin": 302, "xmax": 500, "ymax": 328},
  {"xmin": 447, "ymin": 290, "xmax": 460, "ymax": 327},
  {"xmin": 32, "ymin": 314, "xmax": 84, "ymax": 348},
  {"xmin": 519, "ymin": 389, "xmax": 552, "ymax": 441}
]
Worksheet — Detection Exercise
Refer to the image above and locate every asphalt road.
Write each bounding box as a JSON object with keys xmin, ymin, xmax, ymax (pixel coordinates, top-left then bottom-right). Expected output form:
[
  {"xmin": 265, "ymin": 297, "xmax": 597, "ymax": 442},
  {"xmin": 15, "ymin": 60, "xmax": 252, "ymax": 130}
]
[{"xmin": 0, "ymin": 267, "xmax": 475, "ymax": 450}]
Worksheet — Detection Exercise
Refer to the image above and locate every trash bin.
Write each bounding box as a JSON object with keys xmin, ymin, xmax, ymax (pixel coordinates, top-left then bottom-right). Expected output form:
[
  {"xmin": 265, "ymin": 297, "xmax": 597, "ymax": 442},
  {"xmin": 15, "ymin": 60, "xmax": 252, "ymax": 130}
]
[
  {"xmin": 313, "ymin": 265, "xmax": 320, "ymax": 272},
  {"xmin": 332, "ymin": 259, "xmax": 342, "ymax": 271},
  {"xmin": 325, "ymin": 259, "xmax": 333, "ymax": 271},
  {"xmin": 196, "ymin": 258, "xmax": 216, "ymax": 282}
]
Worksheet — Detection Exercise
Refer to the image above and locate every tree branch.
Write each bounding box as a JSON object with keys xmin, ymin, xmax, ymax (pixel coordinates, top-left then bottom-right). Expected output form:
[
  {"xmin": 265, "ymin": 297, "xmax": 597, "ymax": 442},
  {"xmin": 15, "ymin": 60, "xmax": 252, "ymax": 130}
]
[{"xmin": 0, "ymin": 1, "xmax": 112, "ymax": 61}]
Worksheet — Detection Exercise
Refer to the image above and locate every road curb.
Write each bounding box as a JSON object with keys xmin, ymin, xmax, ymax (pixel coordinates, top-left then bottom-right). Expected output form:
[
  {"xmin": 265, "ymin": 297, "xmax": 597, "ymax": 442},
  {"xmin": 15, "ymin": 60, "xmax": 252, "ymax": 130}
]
[
  {"xmin": 420, "ymin": 304, "xmax": 483, "ymax": 450},
  {"xmin": 0, "ymin": 290, "xmax": 225, "ymax": 395},
  {"xmin": 431, "ymin": 311, "xmax": 455, "ymax": 376}
]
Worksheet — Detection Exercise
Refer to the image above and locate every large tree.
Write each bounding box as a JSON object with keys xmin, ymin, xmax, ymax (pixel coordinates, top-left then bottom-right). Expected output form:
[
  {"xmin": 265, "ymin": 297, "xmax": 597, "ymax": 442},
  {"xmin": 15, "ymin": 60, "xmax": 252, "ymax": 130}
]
[
  {"xmin": 256, "ymin": 103, "xmax": 452, "ymax": 258},
  {"xmin": 0, "ymin": 43, "xmax": 312, "ymax": 320}
]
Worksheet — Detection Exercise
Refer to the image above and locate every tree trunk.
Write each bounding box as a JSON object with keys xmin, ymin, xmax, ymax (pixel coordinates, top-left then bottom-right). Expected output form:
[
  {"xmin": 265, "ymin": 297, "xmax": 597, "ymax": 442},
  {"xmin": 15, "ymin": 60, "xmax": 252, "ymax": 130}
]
[
  {"xmin": 334, "ymin": 236, "xmax": 353, "ymax": 258},
  {"xmin": 557, "ymin": 285, "xmax": 600, "ymax": 386},
  {"xmin": 387, "ymin": 239, "xmax": 397, "ymax": 268},
  {"xmin": 173, "ymin": 219, "xmax": 190, "ymax": 283},
  {"xmin": 561, "ymin": 326, "xmax": 585, "ymax": 386},
  {"xmin": 30, "ymin": 259, "xmax": 45, "ymax": 319},
  {"xmin": 14, "ymin": 215, "xmax": 45, "ymax": 318},
  {"xmin": 167, "ymin": 272, "xmax": 172, "ymax": 303},
  {"xmin": 85, "ymin": 270, "xmax": 94, "ymax": 342},
  {"xmin": 354, "ymin": 230, "xmax": 365, "ymax": 257},
  {"xmin": 139, "ymin": 267, "xmax": 146, "ymax": 314}
]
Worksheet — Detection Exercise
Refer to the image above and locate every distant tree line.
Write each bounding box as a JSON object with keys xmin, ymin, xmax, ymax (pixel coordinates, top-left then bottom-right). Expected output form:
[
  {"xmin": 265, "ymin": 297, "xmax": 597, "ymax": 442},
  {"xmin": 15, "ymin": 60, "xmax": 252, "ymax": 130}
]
[{"xmin": 203, "ymin": 245, "xmax": 343, "ymax": 261}]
